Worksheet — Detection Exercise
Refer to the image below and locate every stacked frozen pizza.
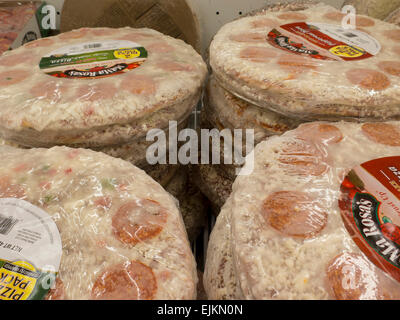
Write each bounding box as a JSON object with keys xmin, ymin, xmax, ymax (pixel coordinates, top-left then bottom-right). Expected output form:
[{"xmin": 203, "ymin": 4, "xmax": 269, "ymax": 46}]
[
  {"xmin": 0, "ymin": 146, "xmax": 197, "ymax": 300},
  {"xmin": 0, "ymin": 27, "xmax": 208, "ymax": 241},
  {"xmin": 198, "ymin": 1, "xmax": 400, "ymax": 214},
  {"xmin": 204, "ymin": 121, "xmax": 400, "ymax": 300},
  {"xmin": 0, "ymin": 1, "xmax": 38, "ymax": 54}
]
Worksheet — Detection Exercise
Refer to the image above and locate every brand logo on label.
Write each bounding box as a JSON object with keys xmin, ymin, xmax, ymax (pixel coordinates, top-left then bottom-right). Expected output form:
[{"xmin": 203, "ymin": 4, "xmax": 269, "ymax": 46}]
[
  {"xmin": 273, "ymin": 35, "xmax": 319, "ymax": 56},
  {"xmin": 352, "ymin": 193, "xmax": 400, "ymax": 269},
  {"xmin": 64, "ymin": 63, "xmax": 127, "ymax": 78}
]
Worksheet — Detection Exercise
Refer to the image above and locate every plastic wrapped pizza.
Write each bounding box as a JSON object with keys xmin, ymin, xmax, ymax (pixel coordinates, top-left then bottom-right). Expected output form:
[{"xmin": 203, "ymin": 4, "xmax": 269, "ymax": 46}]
[
  {"xmin": 0, "ymin": 27, "xmax": 207, "ymax": 148},
  {"xmin": 0, "ymin": 1, "xmax": 39, "ymax": 54},
  {"xmin": 209, "ymin": 3, "xmax": 400, "ymax": 121},
  {"xmin": 205, "ymin": 121, "xmax": 400, "ymax": 299},
  {"xmin": 0, "ymin": 145, "xmax": 196, "ymax": 300},
  {"xmin": 387, "ymin": 8, "xmax": 400, "ymax": 26}
]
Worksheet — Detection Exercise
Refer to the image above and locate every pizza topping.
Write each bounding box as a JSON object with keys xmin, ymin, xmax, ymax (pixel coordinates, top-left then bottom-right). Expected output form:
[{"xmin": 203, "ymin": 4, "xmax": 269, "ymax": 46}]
[
  {"xmin": 277, "ymin": 55, "xmax": 318, "ymax": 73},
  {"xmin": 0, "ymin": 176, "xmax": 26, "ymax": 199},
  {"xmin": 45, "ymin": 278, "xmax": 66, "ymax": 300},
  {"xmin": 346, "ymin": 68, "xmax": 391, "ymax": 91},
  {"xmin": 24, "ymin": 38, "xmax": 54, "ymax": 48},
  {"xmin": 383, "ymin": 30, "xmax": 400, "ymax": 41},
  {"xmin": 229, "ymin": 33, "xmax": 267, "ymax": 43},
  {"xmin": 157, "ymin": 61, "xmax": 195, "ymax": 72},
  {"xmin": 277, "ymin": 12, "xmax": 308, "ymax": 20},
  {"xmin": 30, "ymin": 81, "xmax": 68, "ymax": 102},
  {"xmin": 0, "ymin": 69, "xmax": 30, "ymax": 86},
  {"xmin": 75, "ymin": 83, "xmax": 118, "ymax": 102},
  {"xmin": 121, "ymin": 74, "xmax": 156, "ymax": 96},
  {"xmin": 278, "ymin": 140, "xmax": 328, "ymax": 176},
  {"xmin": 296, "ymin": 123, "xmax": 344, "ymax": 145},
  {"xmin": 146, "ymin": 41, "xmax": 174, "ymax": 53},
  {"xmin": 361, "ymin": 123, "xmax": 400, "ymax": 146},
  {"xmin": 326, "ymin": 252, "xmax": 383, "ymax": 300},
  {"xmin": 91, "ymin": 260, "xmax": 157, "ymax": 300},
  {"xmin": 251, "ymin": 18, "xmax": 278, "ymax": 28},
  {"xmin": 0, "ymin": 52, "xmax": 33, "ymax": 67},
  {"xmin": 262, "ymin": 191, "xmax": 327, "ymax": 239},
  {"xmin": 112, "ymin": 199, "xmax": 168, "ymax": 245},
  {"xmin": 239, "ymin": 46, "xmax": 278, "ymax": 63},
  {"xmin": 377, "ymin": 61, "xmax": 400, "ymax": 77}
]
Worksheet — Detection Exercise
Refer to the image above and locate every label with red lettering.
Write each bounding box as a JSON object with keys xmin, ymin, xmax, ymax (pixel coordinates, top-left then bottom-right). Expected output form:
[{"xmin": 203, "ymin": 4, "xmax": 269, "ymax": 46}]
[
  {"xmin": 0, "ymin": 198, "xmax": 62, "ymax": 300},
  {"xmin": 339, "ymin": 157, "xmax": 400, "ymax": 283},
  {"xmin": 268, "ymin": 22, "xmax": 381, "ymax": 61}
]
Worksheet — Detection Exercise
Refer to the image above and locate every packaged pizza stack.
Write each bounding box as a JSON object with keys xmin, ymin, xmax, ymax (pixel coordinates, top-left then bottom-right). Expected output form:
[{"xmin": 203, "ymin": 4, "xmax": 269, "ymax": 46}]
[
  {"xmin": 0, "ymin": 1, "xmax": 41, "ymax": 53},
  {"xmin": 204, "ymin": 121, "xmax": 400, "ymax": 300},
  {"xmin": 0, "ymin": 145, "xmax": 197, "ymax": 300},
  {"xmin": 0, "ymin": 27, "xmax": 208, "ymax": 242},
  {"xmin": 198, "ymin": 1, "xmax": 400, "ymax": 215}
]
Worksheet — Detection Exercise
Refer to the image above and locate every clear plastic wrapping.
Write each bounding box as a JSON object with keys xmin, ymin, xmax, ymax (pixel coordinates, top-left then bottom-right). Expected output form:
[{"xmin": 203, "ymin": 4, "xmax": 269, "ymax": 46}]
[
  {"xmin": 343, "ymin": 0, "xmax": 400, "ymax": 20},
  {"xmin": 205, "ymin": 121, "xmax": 400, "ymax": 300},
  {"xmin": 204, "ymin": 75, "xmax": 302, "ymax": 144},
  {"xmin": 0, "ymin": 27, "xmax": 207, "ymax": 147},
  {"xmin": 209, "ymin": 3, "xmax": 400, "ymax": 121},
  {"xmin": 386, "ymin": 7, "xmax": 400, "ymax": 25},
  {"xmin": 0, "ymin": 1, "xmax": 38, "ymax": 54},
  {"xmin": 0, "ymin": 145, "xmax": 197, "ymax": 300}
]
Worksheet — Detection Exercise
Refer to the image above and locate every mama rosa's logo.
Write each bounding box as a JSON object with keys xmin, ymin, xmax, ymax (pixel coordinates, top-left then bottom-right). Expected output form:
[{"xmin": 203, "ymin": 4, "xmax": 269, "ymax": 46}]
[
  {"xmin": 352, "ymin": 193, "xmax": 400, "ymax": 268},
  {"xmin": 146, "ymin": 121, "xmax": 255, "ymax": 176}
]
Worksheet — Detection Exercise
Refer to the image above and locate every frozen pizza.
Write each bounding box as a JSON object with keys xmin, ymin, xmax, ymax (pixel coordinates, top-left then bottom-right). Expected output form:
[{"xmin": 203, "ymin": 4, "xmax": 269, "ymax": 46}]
[
  {"xmin": 0, "ymin": 1, "xmax": 38, "ymax": 54},
  {"xmin": 209, "ymin": 3, "xmax": 400, "ymax": 120},
  {"xmin": 205, "ymin": 121, "xmax": 400, "ymax": 299},
  {"xmin": 387, "ymin": 8, "xmax": 400, "ymax": 26},
  {"xmin": 205, "ymin": 75, "xmax": 302, "ymax": 144},
  {"xmin": 0, "ymin": 146, "xmax": 196, "ymax": 300},
  {"xmin": 0, "ymin": 27, "xmax": 207, "ymax": 147}
]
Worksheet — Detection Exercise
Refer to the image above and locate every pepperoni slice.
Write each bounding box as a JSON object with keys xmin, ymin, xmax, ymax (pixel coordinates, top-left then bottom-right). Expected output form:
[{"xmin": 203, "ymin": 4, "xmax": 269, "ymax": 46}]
[
  {"xmin": 277, "ymin": 12, "xmax": 307, "ymax": 20},
  {"xmin": 91, "ymin": 260, "xmax": 157, "ymax": 300},
  {"xmin": 296, "ymin": 123, "xmax": 343, "ymax": 145},
  {"xmin": 45, "ymin": 278, "xmax": 66, "ymax": 300},
  {"xmin": 346, "ymin": 68, "xmax": 390, "ymax": 91},
  {"xmin": 251, "ymin": 18, "xmax": 278, "ymax": 28},
  {"xmin": 30, "ymin": 81, "xmax": 68, "ymax": 102},
  {"xmin": 112, "ymin": 199, "xmax": 168, "ymax": 245},
  {"xmin": 121, "ymin": 74, "xmax": 156, "ymax": 95},
  {"xmin": 383, "ymin": 30, "xmax": 400, "ymax": 41},
  {"xmin": 277, "ymin": 55, "xmax": 318, "ymax": 73},
  {"xmin": 24, "ymin": 38, "xmax": 54, "ymax": 48},
  {"xmin": 146, "ymin": 42, "xmax": 174, "ymax": 54},
  {"xmin": 239, "ymin": 46, "xmax": 277, "ymax": 63},
  {"xmin": 75, "ymin": 82, "xmax": 117, "ymax": 102},
  {"xmin": 393, "ymin": 46, "xmax": 400, "ymax": 56},
  {"xmin": 377, "ymin": 61, "xmax": 400, "ymax": 77},
  {"xmin": 157, "ymin": 61, "xmax": 195, "ymax": 72},
  {"xmin": 0, "ymin": 69, "xmax": 29, "ymax": 86},
  {"xmin": 58, "ymin": 29, "xmax": 88, "ymax": 40},
  {"xmin": 326, "ymin": 252, "xmax": 384, "ymax": 300},
  {"xmin": 0, "ymin": 52, "xmax": 32, "ymax": 67},
  {"xmin": 278, "ymin": 139, "xmax": 328, "ymax": 176},
  {"xmin": 229, "ymin": 33, "xmax": 267, "ymax": 43},
  {"xmin": 91, "ymin": 28, "xmax": 118, "ymax": 36},
  {"xmin": 361, "ymin": 123, "xmax": 400, "ymax": 147},
  {"xmin": 262, "ymin": 191, "xmax": 327, "ymax": 239},
  {"xmin": 324, "ymin": 12, "xmax": 375, "ymax": 27},
  {"xmin": 0, "ymin": 176, "xmax": 26, "ymax": 199}
]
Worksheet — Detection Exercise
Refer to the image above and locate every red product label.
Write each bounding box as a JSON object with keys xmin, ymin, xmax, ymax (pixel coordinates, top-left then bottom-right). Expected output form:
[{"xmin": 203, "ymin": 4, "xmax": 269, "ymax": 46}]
[
  {"xmin": 268, "ymin": 22, "xmax": 376, "ymax": 61},
  {"xmin": 339, "ymin": 157, "xmax": 400, "ymax": 283}
]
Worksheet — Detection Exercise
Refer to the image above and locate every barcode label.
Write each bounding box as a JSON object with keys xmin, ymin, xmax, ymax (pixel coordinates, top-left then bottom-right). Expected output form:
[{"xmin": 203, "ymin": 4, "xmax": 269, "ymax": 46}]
[
  {"xmin": 84, "ymin": 43, "xmax": 102, "ymax": 49},
  {"xmin": 343, "ymin": 32, "xmax": 358, "ymax": 38},
  {"xmin": 0, "ymin": 214, "xmax": 18, "ymax": 235}
]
